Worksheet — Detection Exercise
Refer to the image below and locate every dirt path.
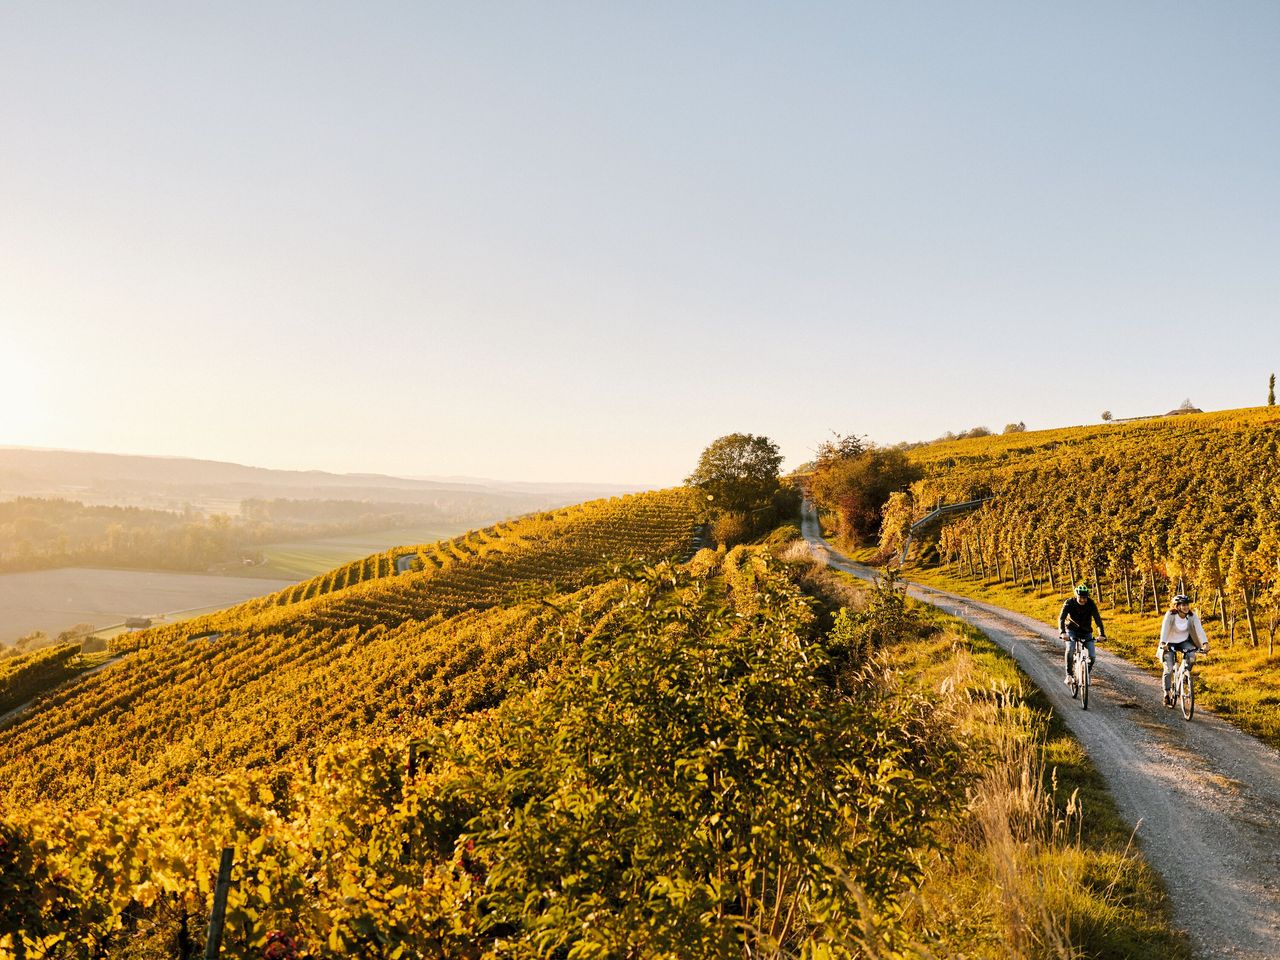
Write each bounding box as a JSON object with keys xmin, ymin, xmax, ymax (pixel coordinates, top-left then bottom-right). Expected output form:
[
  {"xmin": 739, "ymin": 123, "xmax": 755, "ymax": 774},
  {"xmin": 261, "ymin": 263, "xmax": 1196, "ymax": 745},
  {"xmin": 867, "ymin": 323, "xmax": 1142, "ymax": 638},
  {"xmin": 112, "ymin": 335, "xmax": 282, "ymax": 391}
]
[{"xmin": 800, "ymin": 504, "xmax": 1280, "ymax": 959}]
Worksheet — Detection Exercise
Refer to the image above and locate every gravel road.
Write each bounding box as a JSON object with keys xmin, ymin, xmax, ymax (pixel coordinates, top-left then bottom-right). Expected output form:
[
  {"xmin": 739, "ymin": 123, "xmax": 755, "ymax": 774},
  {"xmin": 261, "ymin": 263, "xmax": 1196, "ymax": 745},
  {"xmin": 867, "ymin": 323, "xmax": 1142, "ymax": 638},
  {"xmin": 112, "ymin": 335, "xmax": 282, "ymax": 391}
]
[{"xmin": 800, "ymin": 504, "xmax": 1280, "ymax": 959}]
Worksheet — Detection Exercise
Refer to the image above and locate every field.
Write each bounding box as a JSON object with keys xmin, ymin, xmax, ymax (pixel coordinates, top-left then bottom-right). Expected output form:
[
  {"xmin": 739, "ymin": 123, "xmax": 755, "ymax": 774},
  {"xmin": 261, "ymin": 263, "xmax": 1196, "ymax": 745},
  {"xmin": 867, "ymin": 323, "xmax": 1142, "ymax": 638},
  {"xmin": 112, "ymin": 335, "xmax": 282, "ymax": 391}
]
[
  {"xmin": 0, "ymin": 524, "xmax": 471, "ymax": 645},
  {"xmin": 241, "ymin": 523, "xmax": 470, "ymax": 579},
  {"xmin": 0, "ymin": 568, "xmax": 293, "ymax": 645}
]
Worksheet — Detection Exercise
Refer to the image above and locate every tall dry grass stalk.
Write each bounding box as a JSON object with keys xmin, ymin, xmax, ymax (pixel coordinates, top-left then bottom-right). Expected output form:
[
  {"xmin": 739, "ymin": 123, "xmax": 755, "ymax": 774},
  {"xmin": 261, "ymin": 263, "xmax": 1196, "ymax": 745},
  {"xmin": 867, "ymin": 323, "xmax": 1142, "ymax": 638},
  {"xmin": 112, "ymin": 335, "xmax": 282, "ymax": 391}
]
[
  {"xmin": 969, "ymin": 729, "xmax": 1079, "ymax": 959},
  {"xmin": 930, "ymin": 640, "xmax": 1090, "ymax": 959}
]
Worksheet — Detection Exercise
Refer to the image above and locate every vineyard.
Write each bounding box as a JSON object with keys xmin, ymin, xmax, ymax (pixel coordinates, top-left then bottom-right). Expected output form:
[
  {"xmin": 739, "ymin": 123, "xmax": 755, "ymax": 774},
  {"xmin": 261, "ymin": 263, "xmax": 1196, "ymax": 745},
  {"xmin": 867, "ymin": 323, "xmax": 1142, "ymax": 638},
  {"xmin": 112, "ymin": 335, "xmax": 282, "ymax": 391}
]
[
  {"xmin": 876, "ymin": 406, "xmax": 1280, "ymax": 735},
  {"xmin": 0, "ymin": 479, "xmax": 1191, "ymax": 959},
  {"xmin": 113, "ymin": 489, "xmax": 698, "ymax": 650},
  {"xmin": 887, "ymin": 407, "xmax": 1279, "ymax": 629},
  {"xmin": 0, "ymin": 645, "xmax": 82, "ymax": 715},
  {"xmin": 0, "ymin": 542, "xmax": 973, "ymax": 960},
  {"xmin": 0, "ymin": 490, "xmax": 697, "ymax": 809}
]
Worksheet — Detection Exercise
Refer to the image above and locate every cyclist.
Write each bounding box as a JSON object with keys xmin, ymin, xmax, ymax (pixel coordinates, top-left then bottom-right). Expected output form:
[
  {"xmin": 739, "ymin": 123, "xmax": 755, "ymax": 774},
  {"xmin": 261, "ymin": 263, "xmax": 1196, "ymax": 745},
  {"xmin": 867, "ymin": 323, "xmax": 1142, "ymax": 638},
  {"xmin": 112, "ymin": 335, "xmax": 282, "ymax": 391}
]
[
  {"xmin": 1159, "ymin": 594, "xmax": 1208, "ymax": 707},
  {"xmin": 1059, "ymin": 583, "xmax": 1106, "ymax": 686}
]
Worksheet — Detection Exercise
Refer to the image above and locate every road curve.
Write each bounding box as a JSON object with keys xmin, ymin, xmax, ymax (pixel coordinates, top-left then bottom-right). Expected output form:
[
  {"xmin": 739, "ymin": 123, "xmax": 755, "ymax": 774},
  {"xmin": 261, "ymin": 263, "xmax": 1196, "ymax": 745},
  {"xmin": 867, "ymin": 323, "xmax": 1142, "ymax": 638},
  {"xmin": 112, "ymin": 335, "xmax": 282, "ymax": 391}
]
[{"xmin": 800, "ymin": 504, "xmax": 1280, "ymax": 960}]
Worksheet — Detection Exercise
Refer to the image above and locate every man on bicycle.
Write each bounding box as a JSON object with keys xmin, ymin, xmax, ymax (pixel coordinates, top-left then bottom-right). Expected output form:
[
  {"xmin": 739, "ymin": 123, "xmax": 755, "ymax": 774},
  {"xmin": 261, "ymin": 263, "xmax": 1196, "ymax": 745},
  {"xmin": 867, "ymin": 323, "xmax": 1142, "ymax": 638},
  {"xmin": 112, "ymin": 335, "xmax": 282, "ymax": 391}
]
[
  {"xmin": 1059, "ymin": 583, "xmax": 1106, "ymax": 686},
  {"xmin": 1159, "ymin": 594, "xmax": 1208, "ymax": 707}
]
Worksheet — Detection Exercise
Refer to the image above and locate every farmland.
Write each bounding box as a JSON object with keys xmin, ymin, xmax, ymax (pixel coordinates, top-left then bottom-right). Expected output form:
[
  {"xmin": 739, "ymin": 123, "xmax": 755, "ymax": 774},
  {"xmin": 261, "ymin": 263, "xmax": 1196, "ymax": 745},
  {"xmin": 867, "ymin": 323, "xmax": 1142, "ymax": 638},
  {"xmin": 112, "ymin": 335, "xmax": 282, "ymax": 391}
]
[
  {"xmin": 0, "ymin": 567, "xmax": 293, "ymax": 646},
  {"xmin": 0, "ymin": 524, "xmax": 472, "ymax": 645},
  {"xmin": 243, "ymin": 522, "xmax": 469, "ymax": 579},
  {"xmin": 0, "ymin": 497, "xmax": 1188, "ymax": 959}
]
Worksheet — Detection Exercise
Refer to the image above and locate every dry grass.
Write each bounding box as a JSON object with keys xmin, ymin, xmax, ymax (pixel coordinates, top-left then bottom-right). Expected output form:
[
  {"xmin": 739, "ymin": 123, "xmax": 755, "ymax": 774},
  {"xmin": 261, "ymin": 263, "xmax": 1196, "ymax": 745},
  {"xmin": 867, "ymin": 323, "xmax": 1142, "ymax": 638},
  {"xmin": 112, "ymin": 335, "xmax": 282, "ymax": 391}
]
[{"xmin": 877, "ymin": 617, "xmax": 1192, "ymax": 960}]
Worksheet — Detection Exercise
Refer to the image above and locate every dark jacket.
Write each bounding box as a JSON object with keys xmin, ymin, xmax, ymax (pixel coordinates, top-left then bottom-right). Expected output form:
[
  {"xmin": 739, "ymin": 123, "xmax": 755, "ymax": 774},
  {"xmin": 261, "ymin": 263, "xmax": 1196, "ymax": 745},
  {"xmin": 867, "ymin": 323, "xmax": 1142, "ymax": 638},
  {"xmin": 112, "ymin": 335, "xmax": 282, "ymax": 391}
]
[{"xmin": 1059, "ymin": 596, "xmax": 1105, "ymax": 635}]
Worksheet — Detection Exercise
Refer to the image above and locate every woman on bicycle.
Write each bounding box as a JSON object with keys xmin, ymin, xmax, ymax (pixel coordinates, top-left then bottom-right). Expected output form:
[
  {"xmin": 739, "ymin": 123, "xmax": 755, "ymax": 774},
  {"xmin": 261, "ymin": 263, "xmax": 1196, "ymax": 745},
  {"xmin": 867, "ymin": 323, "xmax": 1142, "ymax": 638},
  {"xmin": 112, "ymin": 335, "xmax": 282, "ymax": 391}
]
[{"xmin": 1159, "ymin": 594, "xmax": 1208, "ymax": 707}]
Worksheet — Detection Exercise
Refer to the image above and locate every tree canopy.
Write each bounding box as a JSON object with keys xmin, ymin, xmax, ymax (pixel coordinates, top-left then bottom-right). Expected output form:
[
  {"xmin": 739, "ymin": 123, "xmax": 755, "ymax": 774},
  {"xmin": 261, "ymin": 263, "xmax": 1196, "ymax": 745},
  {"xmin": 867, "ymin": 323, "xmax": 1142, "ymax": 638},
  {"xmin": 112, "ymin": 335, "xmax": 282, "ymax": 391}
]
[
  {"xmin": 808, "ymin": 442, "xmax": 922, "ymax": 545},
  {"xmin": 686, "ymin": 434, "xmax": 783, "ymax": 514}
]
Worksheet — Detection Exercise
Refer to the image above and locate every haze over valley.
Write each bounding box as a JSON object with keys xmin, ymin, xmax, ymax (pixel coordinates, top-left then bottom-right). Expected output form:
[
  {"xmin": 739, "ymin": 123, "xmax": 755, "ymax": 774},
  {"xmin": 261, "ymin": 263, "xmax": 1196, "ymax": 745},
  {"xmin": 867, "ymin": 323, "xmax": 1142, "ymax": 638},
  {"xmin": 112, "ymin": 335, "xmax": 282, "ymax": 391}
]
[{"xmin": 0, "ymin": 446, "xmax": 639, "ymax": 646}]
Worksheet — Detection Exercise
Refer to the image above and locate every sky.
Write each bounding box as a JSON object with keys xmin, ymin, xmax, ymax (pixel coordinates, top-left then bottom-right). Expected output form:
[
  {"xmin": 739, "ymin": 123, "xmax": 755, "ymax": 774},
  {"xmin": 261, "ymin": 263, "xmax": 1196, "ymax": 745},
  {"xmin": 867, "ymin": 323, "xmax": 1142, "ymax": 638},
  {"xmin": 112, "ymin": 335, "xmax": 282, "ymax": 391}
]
[{"xmin": 3, "ymin": 2, "xmax": 1278, "ymax": 485}]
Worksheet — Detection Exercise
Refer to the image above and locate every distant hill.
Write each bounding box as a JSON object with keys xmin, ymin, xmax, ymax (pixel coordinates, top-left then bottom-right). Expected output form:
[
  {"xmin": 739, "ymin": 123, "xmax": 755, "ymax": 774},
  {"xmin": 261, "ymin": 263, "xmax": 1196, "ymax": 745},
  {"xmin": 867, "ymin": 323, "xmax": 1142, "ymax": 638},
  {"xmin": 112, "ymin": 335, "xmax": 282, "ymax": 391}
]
[{"xmin": 0, "ymin": 447, "xmax": 640, "ymax": 514}]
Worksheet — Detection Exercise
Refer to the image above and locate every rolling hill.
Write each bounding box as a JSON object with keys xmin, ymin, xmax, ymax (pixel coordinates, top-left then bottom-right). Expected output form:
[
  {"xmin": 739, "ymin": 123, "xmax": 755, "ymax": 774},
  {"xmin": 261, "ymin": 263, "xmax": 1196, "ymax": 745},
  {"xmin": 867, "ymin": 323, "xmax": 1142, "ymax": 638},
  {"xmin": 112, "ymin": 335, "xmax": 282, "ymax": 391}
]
[
  {"xmin": 0, "ymin": 489, "xmax": 699, "ymax": 807},
  {"xmin": 0, "ymin": 480, "xmax": 1187, "ymax": 960}
]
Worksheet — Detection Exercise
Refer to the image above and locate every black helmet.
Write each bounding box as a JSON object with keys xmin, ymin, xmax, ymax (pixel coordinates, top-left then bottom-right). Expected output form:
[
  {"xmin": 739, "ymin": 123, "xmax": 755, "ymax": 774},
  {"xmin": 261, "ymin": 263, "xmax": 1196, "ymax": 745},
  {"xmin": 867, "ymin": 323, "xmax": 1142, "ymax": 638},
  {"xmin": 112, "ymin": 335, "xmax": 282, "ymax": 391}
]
[
  {"xmin": 1074, "ymin": 583, "xmax": 1091, "ymax": 596},
  {"xmin": 1173, "ymin": 594, "xmax": 1191, "ymax": 605}
]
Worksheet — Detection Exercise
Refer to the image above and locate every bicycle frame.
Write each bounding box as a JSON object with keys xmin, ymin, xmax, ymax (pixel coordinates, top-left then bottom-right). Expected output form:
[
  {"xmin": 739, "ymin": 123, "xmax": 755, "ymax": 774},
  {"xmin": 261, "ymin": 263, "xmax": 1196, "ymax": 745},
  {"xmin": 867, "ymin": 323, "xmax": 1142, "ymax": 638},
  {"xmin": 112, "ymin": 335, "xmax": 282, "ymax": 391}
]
[
  {"xmin": 1171, "ymin": 652, "xmax": 1195, "ymax": 721},
  {"xmin": 1065, "ymin": 635, "xmax": 1092, "ymax": 710}
]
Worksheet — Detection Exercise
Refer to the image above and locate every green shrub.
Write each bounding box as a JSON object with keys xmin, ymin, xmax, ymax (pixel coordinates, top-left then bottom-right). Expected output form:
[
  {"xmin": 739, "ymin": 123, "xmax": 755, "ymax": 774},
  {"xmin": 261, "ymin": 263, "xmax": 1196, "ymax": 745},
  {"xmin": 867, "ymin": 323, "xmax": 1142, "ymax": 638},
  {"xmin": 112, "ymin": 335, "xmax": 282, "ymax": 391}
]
[
  {"xmin": 1, "ymin": 553, "xmax": 968, "ymax": 960},
  {"xmin": 711, "ymin": 511, "xmax": 751, "ymax": 547},
  {"xmin": 763, "ymin": 522, "xmax": 802, "ymax": 546}
]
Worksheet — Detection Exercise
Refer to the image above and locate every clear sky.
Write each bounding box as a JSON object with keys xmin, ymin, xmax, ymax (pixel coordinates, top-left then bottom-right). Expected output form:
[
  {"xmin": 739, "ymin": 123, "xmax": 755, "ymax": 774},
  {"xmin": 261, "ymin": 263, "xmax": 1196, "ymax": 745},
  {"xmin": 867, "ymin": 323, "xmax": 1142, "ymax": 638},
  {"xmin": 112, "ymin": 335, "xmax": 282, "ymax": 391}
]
[{"xmin": 3, "ymin": 2, "xmax": 1277, "ymax": 485}]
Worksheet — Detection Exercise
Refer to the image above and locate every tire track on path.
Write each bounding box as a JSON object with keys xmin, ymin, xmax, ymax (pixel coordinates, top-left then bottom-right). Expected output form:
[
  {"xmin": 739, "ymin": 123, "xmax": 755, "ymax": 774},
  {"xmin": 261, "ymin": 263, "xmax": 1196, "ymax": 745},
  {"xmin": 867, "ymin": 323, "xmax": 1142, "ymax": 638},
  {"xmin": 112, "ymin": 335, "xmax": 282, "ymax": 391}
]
[{"xmin": 801, "ymin": 504, "xmax": 1280, "ymax": 959}]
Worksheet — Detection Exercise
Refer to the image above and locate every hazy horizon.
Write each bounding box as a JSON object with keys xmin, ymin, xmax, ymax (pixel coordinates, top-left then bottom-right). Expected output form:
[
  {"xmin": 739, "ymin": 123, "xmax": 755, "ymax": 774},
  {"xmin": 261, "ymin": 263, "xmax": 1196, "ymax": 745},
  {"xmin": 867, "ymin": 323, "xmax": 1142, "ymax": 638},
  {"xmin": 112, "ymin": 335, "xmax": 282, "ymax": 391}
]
[
  {"xmin": 4, "ymin": 2, "xmax": 1277, "ymax": 484},
  {"xmin": 0, "ymin": 442, "xmax": 647, "ymax": 490}
]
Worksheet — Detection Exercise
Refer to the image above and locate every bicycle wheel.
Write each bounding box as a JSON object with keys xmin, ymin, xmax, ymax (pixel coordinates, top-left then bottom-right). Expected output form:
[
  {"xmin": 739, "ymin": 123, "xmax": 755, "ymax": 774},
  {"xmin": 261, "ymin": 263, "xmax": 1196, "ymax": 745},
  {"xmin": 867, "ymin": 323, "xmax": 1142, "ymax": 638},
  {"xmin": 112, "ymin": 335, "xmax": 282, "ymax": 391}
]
[
  {"xmin": 1081, "ymin": 660, "xmax": 1089, "ymax": 710},
  {"xmin": 1180, "ymin": 667, "xmax": 1194, "ymax": 721}
]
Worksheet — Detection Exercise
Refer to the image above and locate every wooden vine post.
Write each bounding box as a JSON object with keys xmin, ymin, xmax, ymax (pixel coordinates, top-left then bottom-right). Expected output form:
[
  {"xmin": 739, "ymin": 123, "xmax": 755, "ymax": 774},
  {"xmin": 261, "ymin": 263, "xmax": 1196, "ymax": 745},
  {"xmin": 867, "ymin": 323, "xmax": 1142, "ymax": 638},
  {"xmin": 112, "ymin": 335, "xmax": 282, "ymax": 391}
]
[
  {"xmin": 402, "ymin": 742, "xmax": 423, "ymax": 863},
  {"xmin": 204, "ymin": 847, "xmax": 235, "ymax": 960},
  {"xmin": 1242, "ymin": 584, "xmax": 1259, "ymax": 648}
]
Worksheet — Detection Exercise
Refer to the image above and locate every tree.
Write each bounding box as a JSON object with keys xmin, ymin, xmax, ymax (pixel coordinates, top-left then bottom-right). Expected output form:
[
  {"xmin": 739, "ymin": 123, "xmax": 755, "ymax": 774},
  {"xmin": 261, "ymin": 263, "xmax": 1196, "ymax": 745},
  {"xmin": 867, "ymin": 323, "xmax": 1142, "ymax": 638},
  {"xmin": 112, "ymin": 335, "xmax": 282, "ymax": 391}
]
[
  {"xmin": 1101, "ymin": 410, "xmax": 1113, "ymax": 422},
  {"xmin": 1002, "ymin": 422, "xmax": 1027, "ymax": 434},
  {"xmin": 809, "ymin": 446, "xmax": 922, "ymax": 545},
  {"xmin": 814, "ymin": 432, "xmax": 867, "ymax": 468},
  {"xmin": 686, "ymin": 433, "xmax": 783, "ymax": 515},
  {"xmin": 1269, "ymin": 373, "xmax": 1275, "ymax": 406}
]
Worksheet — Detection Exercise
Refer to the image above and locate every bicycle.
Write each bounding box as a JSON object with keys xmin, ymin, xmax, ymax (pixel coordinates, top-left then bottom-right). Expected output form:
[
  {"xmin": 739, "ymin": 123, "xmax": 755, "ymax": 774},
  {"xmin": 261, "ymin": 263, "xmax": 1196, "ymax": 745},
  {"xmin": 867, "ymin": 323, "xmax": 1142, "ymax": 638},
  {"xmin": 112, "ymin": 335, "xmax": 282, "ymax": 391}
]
[
  {"xmin": 1166, "ymin": 647, "xmax": 1196, "ymax": 721},
  {"xmin": 1064, "ymin": 635, "xmax": 1093, "ymax": 710}
]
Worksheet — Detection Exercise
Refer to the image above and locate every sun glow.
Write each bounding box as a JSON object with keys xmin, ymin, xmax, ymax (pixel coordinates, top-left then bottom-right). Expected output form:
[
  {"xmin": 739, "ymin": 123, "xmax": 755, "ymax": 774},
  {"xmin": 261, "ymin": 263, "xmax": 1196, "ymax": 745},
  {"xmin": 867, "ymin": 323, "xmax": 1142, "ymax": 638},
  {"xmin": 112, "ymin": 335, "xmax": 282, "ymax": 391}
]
[{"xmin": 0, "ymin": 339, "xmax": 56, "ymax": 442}]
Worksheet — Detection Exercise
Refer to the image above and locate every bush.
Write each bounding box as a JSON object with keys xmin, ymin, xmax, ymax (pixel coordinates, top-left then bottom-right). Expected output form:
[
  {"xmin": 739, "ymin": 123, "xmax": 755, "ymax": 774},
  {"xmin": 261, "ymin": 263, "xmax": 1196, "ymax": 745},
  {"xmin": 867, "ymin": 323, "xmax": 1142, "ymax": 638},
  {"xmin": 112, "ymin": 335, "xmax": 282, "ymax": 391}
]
[
  {"xmin": 809, "ymin": 447, "xmax": 922, "ymax": 545},
  {"xmin": 711, "ymin": 511, "xmax": 751, "ymax": 547},
  {"xmin": 826, "ymin": 571, "xmax": 923, "ymax": 674},
  {"xmin": 450, "ymin": 558, "xmax": 964, "ymax": 958},
  {"xmin": 764, "ymin": 523, "xmax": 801, "ymax": 546}
]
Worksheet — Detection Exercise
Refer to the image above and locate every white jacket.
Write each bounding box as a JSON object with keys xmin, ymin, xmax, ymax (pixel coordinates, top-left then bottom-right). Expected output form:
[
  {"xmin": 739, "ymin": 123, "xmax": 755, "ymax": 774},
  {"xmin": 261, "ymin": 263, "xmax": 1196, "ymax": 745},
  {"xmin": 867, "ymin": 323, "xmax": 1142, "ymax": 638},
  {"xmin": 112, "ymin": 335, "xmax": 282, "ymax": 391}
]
[{"xmin": 1159, "ymin": 610, "xmax": 1209, "ymax": 652}]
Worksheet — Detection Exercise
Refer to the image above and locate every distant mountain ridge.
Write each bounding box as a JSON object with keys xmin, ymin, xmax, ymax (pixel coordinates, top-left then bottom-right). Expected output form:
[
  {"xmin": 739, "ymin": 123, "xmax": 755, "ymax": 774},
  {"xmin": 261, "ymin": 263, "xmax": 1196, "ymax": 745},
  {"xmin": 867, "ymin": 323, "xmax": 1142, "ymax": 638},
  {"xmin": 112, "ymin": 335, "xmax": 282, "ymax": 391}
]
[
  {"xmin": 412, "ymin": 474, "xmax": 643, "ymax": 496},
  {"xmin": 0, "ymin": 447, "xmax": 641, "ymax": 512}
]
